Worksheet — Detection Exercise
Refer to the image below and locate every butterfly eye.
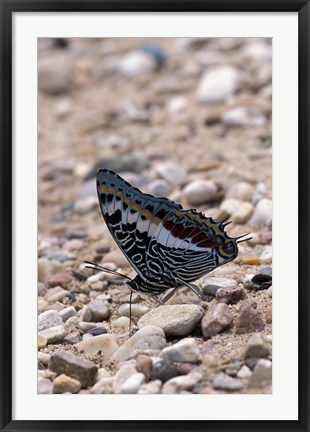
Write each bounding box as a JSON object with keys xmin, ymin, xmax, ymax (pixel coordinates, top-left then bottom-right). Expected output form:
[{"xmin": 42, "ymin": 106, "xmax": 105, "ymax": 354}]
[{"xmin": 222, "ymin": 241, "xmax": 235, "ymax": 254}]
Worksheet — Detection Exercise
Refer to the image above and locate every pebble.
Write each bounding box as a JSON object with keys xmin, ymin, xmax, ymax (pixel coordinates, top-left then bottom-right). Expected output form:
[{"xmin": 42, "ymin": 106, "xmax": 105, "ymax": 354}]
[
  {"xmin": 79, "ymin": 305, "xmax": 92, "ymax": 322},
  {"xmin": 53, "ymin": 374, "xmax": 81, "ymax": 394},
  {"xmin": 75, "ymin": 334, "xmax": 119, "ymax": 360},
  {"xmin": 226, "ymin": 181, "xmax": 254, "ymax": 201},
  {"xmin": 45, "ymin": 252, "xmax": 68, "ymax": 263},
  {"xmin": 64, "ymin": 331, "xmax": 82, "ymax": 344},
  {"xmin": 140, "ymin": 44, "xmax": 167, "ymax": 65},
  {"xmin": 183, "ymin": 179, "xmax": 217, "ymax": 206},
  {"xmin": 113, "ymin": 361, "xmax": 137, "ymax": 394},
  {"xmin": 38, "ymin": 282, "xmax": 48, "ymax": 296},
  {"xmin": 162, "ymin": 338, "xmax": 200, "ymax": 363},
  {"xmin": 38, "ymin": 352, "xmax": 51, "ymax": 366},
  {"xmin": 102, "ymin": 250, "xmax": 130, "ymax": 268},
  {"xmin": 148, "ymin": 179, "xmax": 169, "ymax": 197},
  {"xmin": 73, "ymin": 197, "xmax": 98, "ymax": 216},
  {"xmin": 49, "ymin": 350, "xmax": 98, "ymax": 388},
  {"xmin": 161, "ymin": 370, "xmax": 202, "ymax": 394},
  {"xmin": 44, "ymin": 286, "xmax": 68, "ymax": 303},
  {"xmin": 221, "ymin": 107, "xmax": 249, "ymax": 127},
  {"xmin": 64, "ymin": 316, "xmax": 80, "ymax": 331},
  {"xmin": 62, "ymin": 239, "xmax": 85, "ymax": 252},
  {"xmin": 237, "ymin": 365, "xmax": 252, "ymax": 379},
  {"xmin": 59, "ymin": 306, "xmax": 77, "ymax": 322},
  {"xmin": 167, "ymin": 96, "xmax": 187, "ymax": 114},
  {"xmin": 260, "ymin": 246, "xmax": 272, "ymax": 264},
  {"xmin": 87, "ymin": 300, "xmax": 110, "ymax": 321},
  {"xmin": 78, "ymin": 321, "xmax": 96, "ymax": 332},
  {"xmin": 38, "ymin": 310, "xmax": 63, "ymax": 331},
  {"xmin": 138, "ymin": 305, "xmax": 204, "ymax": 337},
  {"xmin": 240, "ymin": 254, "xmax": 260, "ymax": 266},
  {"xmin": 120, "ymin": 372, "xmax": 145, "ymax": 394},
  {"xmin": 118, "ymin": 303, "xmax": 150, "ymax": 319},
  {"xmin": 150, "ymin": 359, "xmax": 178, "ymax": 383},
  {"xmin": 231, "ymin": 202, "xmax": 254, "ymax": 224},
  {"xmin": 48, "ymin": 271, "xmax": 73, "ymax": 288},
  {"xmin": 213, "ymin": 372, "xmax": 243, "ymax": 391},
  {"xmin": 196, "ymin": 66, "xmax": 239, "ymax": 104},
  {"xmin": 236, "ymin": 300, "xmax": 265, "ymax": 334},
  {"xmin": 248, "ymin": 359, "xmax": 272, "ymax": 389},
  {"xmin": 111, "ymin": 326, "xmax": 166, "ymax": 363},
  {"xmin": 87, "ymin": 326, "xmax": 107, "ymax": 336},
  {"xmin": 266, "ymin": 286, "xmax": 272, "ymax": 297},
  {"xmin": 38, "ymin": 334, "xmax": 47, "ymax": 350},
  {"xmin": 201, "ymin": 276, "xmax": 238, "ymax": 291},
  {"xmin": 96, "ymin": 367, "xmax": 111, "ymax": 380},
  {"xmin": 249, "ymin": 198, "xmax": 272, "ymax": 227},
  {"xmin": 220, "ymin": 198, "xmax": 242, "ymax": 216},
  {"xmin": 251, "ymin": 268, "xmax": 272, "ymax": 290},
  {"xmin": 90, "ymin": 377, "xmax": 114, "ymax": 394},
  {"xmin": 201, "ymin": 304, "xmax": 233, "ymax": 338},
  {"xmin": 216, "ymin": 286, "xmax": 246, "ymax": 304},
  {"xmin": 138, "ymin": 379, "xmax": 162, "ymax": 394},
  {"xmin": 155, "ymin": 162, "xmax": 187, "ymax": 187},
  {"xmin": 38, "ymin": 377, "xmax": 53, "ymax": 394},
  {"xmin": 135, "ymin": 354, "xmax": 153, "ymax": 379},
  {"xmin": 118, "ymin": 51, "xmax": 157, "ymax": 77},
  {"xmin": 111, "ymin": 316, "xmax": 131, "ymax": 331},
  {"xmin": 38, "ymin": 54, "xmax": 73, "ymax": 95},
  {"xmin": 38, "ymin": 325, "xmax": 66, "ymax": 344},
  {"xmin": 38, "ymin": 258, "xmax": 64, "ymax": 286},
  {"xmin": 244, "ymin": 333, "xmax": 271, "ymax": 359}
]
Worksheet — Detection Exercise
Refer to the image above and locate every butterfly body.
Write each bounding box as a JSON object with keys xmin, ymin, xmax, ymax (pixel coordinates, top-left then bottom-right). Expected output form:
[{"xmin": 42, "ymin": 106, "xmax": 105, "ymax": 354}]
[{"xmin": 96, "ymin": 169, "xmax": 241, "ymax": 300}]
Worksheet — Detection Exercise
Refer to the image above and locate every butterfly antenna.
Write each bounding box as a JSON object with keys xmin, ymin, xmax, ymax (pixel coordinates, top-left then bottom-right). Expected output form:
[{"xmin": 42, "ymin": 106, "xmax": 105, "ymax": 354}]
[
  {"xmin": 84, "ymin": 260, "xmax": 133, "ymax": 282},
  {"xmin": 221, "ymin": 221, "xmax": 232, "ymax": 228},
  {"xmin": 219, "ymin": 216, "xmax": 230, "ymax": 224},
  {"xmin": 129, "ymin": 291, "xmax": 133, "ymax": 333},
  {"xmin": 234, "ymin": 232, "xmax": 253, "ymax": 243}
]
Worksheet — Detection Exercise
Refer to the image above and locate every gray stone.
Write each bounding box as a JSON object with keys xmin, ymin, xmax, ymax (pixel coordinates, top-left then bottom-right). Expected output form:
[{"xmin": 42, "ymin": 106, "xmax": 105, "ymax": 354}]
[
  {"xmin": 90, "ymin": 377, "xmax": 114, "ymax": 394},
  {"xmin": 79, "ymin": 305, "xmax": 92, "ymax": 322},
  {"xmin": 64, "ymin": 316, "xmax": 80, "ymax": 331},
  {"xmin": 49, "ymin": 350, "xmax": 98, "ymax": 388},
  {"xmin": 249, "ymin": 198, "xmax": 272, "ymax": 227},
  {"xmin": 38, "ymin": 258, "xmax": 64, "ymax": 286},
  {"xmin": 237, "ymin": 365, "xmax": 252, "ymax": 379},
  {"xmin": 213, "ymin": 372, "xmax": 243, "ymax": 391},
  {"xmin": 118, "ymin": 51, "xmax": 157, "ymax": 77},
  {"xmin": 162, "ymin": 338, "xmax": 200, "ymax": 363},
  {"xmin": 155, "ymin": 162, "xmax": 187, "ymax": 187},
  {"xmin": 88, "ymin": 300, "xmax": 110, "ymax": 321},
  {"xmin": 59, "ymin": 306, "xmax": 77, "ymax": 323},
  {"xmin": 196, "ymin": 66, "xmax": 239, "ymax": 104},
  {"xmin": 244, "ymin": 333, "xmax": 271, "ymax": 359},
  {"xmin": 38, "ymin": 325, "xmax": 66, "ymax": 344},
  {"xmin": 113, "ymin": 361, "xmax": 137, "ymax": 394},
  {"xmin": 235, "ymin": 300, "xmax": 265, "ymax": 334},
  {"xmin": 118, "ymin": 303, "xmax": 150, "ymax": 319},
  {"xmin": 201, "ymin": 304, "xmax": 233, "ymax": 338},
  {"xmin": 75, "ymin": 334, "xmax": 119, "ymax": 360},
  {"xmin": 148, "ymin": 179, "xmax": 169, "ymax": 197},
  {"xmin": 248, "ymin": 359, "xmax": 272, "ymax": 389},
  {"xmin": 216, "ymin": 286, "xmax": 246, "ymax": 304},
  {"xmin": 38, "ymin": 310, "xmax": 63, "ymax": 331},
  {"xmin": 38, "ymin": 377, "xmax": 53, "ymax": 394},
  {"xmin": 183, "ymin": 180, "xmax": 217, "ymax": 206},
  {"xmin": 64, "ymin": 331, "xmax": 82, "ymax": 344},
  {"xmin": 150, "ymin": 359, "xmax": 178, "ymax": 383},
  {"xmin": 161, "ymin": 370, "xmax": 202, "ymax": 394},
  {"xmin": 111, "ymin": 326, "xmax": 166, "ymax": 363},
  {"xmin": 38, "ymin": 54, "xmax": 73, "ymax": 95},
  {"xmin": 138, "ymin": 305, "xmax": 204, "ymax": 337},
  {"xmin": 138, "ymin": 379, "xmax": 162, "ymax": 394},
  {"xmin": 38, "ymin": 282, "xmax": 47, "ymax": 296},
  {"xmin": 38, "ymin": 352, "xmax": 51, "ymax": 366}
]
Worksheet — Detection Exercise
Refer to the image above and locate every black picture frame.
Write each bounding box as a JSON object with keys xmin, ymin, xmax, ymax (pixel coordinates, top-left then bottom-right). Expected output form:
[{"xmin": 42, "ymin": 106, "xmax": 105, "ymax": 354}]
[{"xmin": 1, "ymin": 1, "xmax": 309, "ymax": 431}]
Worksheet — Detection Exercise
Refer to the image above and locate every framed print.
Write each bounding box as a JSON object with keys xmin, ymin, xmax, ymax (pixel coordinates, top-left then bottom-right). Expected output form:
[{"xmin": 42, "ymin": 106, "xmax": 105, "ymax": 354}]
[{"xmin": 1, "ymin": 1, "xmax": 309, "ymax": 431}]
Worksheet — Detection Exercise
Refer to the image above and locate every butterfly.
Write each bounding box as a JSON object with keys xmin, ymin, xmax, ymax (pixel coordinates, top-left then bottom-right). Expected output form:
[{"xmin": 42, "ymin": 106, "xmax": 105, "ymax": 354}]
[{"xmin": 85, "ymin": 169, "xmax": 250, "ymax": 305}]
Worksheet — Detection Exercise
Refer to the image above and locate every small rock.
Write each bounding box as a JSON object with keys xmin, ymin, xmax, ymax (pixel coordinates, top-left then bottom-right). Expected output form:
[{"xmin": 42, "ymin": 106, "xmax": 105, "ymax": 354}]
[
  {"xmin": 183, "ymin": 180, "xmax": 217, "ymax": 206},
  {"xmin": 38, "ymin": 335, "xmax": 47, "ymax": 350},
  {"xmin": 79, "ymin": 305, "xmax": 92, "ymax": 322},
  {"xmin": 78, "ymin": 321, "xmax": 96, "ymax": 332},
  {"xmin": 249, "ymin": 198, "xmax": 272, "ymax": 227},
  {"xmin": 64, "ymin": 316, "xmax": 80, "ymax": 331},
  {"xmin": 96, "ymin": 368, "xmax": 111, "ymax": 381},
  {"xmin": 201, "ymin": 277, "xmax": 238, "ymax": 295},
  {"xmin": 102, "ymin": 250, "xmax": 130, "ymax": 268},
  {"xmin": 162, "ymin": 338, "xmax": 200, "ymax": 363},
  {"xmin": 38, "ymin": 258, "xmax": 64, "ymax": 286},
  {"xmin": 150, "ymin": 359, "xmax": 178, "ymax": 383},
  {"xmin": 162, "ymin": 370, "xmax": 202, "ymax": 394},
  {"xmin": 196, "ymin": 66, "xmax": 240, "ymax": 104},
  {"xmin": 111, "ymin": 316, "xmax": 130, "ymax": 331},
  {"xmin": 240, "ymin": 255, "xmax": 260, "ymax": 265},
  {"xmin": 38, "ymin": 282, "xmax": 47, "ymax": 296},
  {"xmin": 113, "ymin": 361, "xmax": 137, "ymax": 394},
  {"xmin": 120, "ymin": 372, "xmax": 145, "ymax": 394},
  {"xmin": 75, "ymin": 334, "xmax": 119, "ymax": 360},
  {"xmin": 260, "ymin": 246, "xmax": 272, "ymax": 264},
  {"xmin": 64, "ymin": 331, "xmax": 82, "ymax": 344},
  {"xmin": 156, "ymin": 162, "xmax": 187, "ymax": 187},
  {"xmin": 213, "ymin": 372, "xmax": 243, "ymax": 391},
  {"xmin": 44, "ymin": 286, "xmax": 68, "ymax": 303},
  {"xmin": 251, "ymin": 268, "xmax": 272, "ymax": 290},
  {"xmin": 148, "ymin": 179, "xmax": 169, "ymax": 197},
  {"xmin": 220, "ymin": 198, "xmax": 242, "ymax": 216},
  {"xmin": 49, "ymin": 350, "xmax": 98, "ymax": 388},
  {"xmin": 38, "ymin": 352, "xmax": 51, "ymax": 366},
  {"xmin": 236, "ymin": 300, "xmax": 265, "ymax": 334},
  {"xmin": 118, "ymin": 303, "xmax": 150, "ymax": 319},
  {"xmin": 237, "ymin": 365, "xmax": 252, "ymax": 379},
  {"xmin": 221, "ymin": 107, "xmax": 249, "ymax": 127},
  {"xmin": 118, "ymin": 51, "xmax": 157, "ymax": 78},
  {"xmin": 138, "ymin": 379, "xmax": 162, "ymax": 394},
  {"xmin": 177, "ymin": 363, "xmax": 197, "ymax": 375},
  {"xmin": 38, "ymin": 310, "xmax": 63, "ymax": 331},
  {"xmin": 62, "ymin": 239, "xmax": 85, "ymax": 251},
  {"xmin": 48, "ymin": 272, "xmax": 73, "ymax": 288},
  {"xmin": 135, "ymin": 354, "xmax": 153, "ymax": 379},
  {"xmin": 73, "ymin": 197, "xmax": 98, "ymax": 215},
  {"xmin": 216, "ymin": 286, "xmax": 246, "ymax": 304},
  {"xmin": 90, "ymin": 377, "xmax": 114, "ymax": 394},
  {"xmin": 88, "ymin": 300, "xmax": 110, "ymax": 321},
  {"xmin": 38, "ymin": 325, "xmax": 66, "ymax": 344},
  {"xmin": 167, "ymin": 96, "xmax": 187, "ymax": 114},
  {"xmin": 267, "ymin": 286, "xmax": 272, "ymax": 297},
  {"xmin": 38, "ymin": 377, "xmax": 53, "ymax": 394},
  {"xmin": 38, "ymin": 54, "xmax": 73, "ymax": 95},
  {"xmin": 53, "ymin": 374, "xmax": 81, "ymax": 394},
  {"xmin": 244, "ymin": 333, "xmax": 271, "ymax": 359},
  {"xmin": 248, "ymin": 359, "xmax": 272, "ymax": 389},
  {"xmin": 59, "ymin": 306, "xmax": 77, "ymax": 322},
  {"xmin": 111, "ymin": 326, "xmax": 166, "ymax": 363},
  {"xmin": 201, "ymin": 303, "xmax": 233, "ymax": 338},
  {"xmin": 231, "ymin": 202, "xmax": 254, "ymax": 224},
  {"xmin": 87, "ymin": 326, "xmax": 107, "ymax": 336}
]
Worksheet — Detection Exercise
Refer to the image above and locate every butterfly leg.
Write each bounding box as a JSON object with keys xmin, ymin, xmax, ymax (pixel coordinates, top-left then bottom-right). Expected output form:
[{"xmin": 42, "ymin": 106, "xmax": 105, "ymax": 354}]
[
  {"xmin": 148, "ymin": 293, "xmax": 164, "ymax": 306},
  {"xmin": 158, "ymin": 286, "xmax": 180, "ymax": 305},
  {"xmin": 176, "ymin": 278, "xmax": 206, "ymax": 301}
]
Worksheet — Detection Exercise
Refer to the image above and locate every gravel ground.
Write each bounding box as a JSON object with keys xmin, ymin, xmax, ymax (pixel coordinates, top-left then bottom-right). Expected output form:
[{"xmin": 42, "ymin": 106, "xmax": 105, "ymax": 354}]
[{"xmin": 38, "ymin": 37, "xmax": 272, "ymax": 395}]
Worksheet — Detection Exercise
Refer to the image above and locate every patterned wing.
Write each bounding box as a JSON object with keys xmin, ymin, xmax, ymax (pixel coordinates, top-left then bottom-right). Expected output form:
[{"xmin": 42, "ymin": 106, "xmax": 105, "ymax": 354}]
[
  {"xmin": 96, "ymin": 169, "xmax": 183, "ymax": 279},
  {"xmin": 147, "ymin": 209, "xmax": 238, "ymax": 284}
]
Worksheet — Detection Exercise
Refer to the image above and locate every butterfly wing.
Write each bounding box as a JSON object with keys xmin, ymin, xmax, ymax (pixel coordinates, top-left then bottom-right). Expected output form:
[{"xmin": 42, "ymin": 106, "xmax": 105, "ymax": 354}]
[
  {"xmin": 96, "ymin": 169, "xmax": 183, "ymax": 279},
  {"xmin": 147, "ymin": 209, "xmax": 238, "ymax": 284}
]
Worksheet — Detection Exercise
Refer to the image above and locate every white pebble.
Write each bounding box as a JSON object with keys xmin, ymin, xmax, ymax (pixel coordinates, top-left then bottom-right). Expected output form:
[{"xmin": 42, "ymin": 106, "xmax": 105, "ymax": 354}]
[
  {"xmin": 196, "ymin": 66, "xmax": 239, "ymax": 104},
  {"xmin": 162, "ymin": 338, "xmax": 200, "ymax": 363},
  {"xmin": 120, "ymin": 372, "xmax": 145, "ymax": 394},
  {"xmin": 250, "ymin": 198, "xmax": 272, "ymax": 227},
  {"xmin": 183, "ymin": 180, "xmax": 217, "ymax": 206}
]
